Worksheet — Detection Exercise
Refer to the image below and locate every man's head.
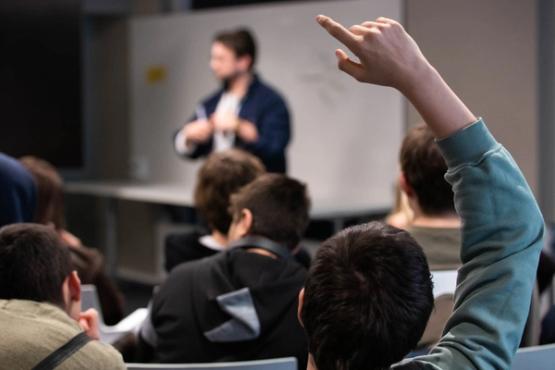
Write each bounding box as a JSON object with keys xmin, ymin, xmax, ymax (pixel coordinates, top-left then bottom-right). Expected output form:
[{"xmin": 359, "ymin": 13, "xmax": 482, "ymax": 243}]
[
  {"xmin": 195, "ymin": 150, "xmax": 265, "ymax": 236},
  {"xmin": 228, "ymin": 174, "xmax": 311, "ymax": 251},
  {"xmin": 300, "ymin": 222, "xmax": 434, "ymax": 370},
  {"xmin": 0, "ymin": 223, "xmax": 81, "ymax": 319},
  {"xmin": 399, "ymin": 123, "xmax": 454, "ymax": 216},
  {"xmin": 19, "ymin": 156, "xmax": 66, "ymax": 229},
  {"xmin": 210, "ymin": 28, "xmax": 257, "ymax": 81}
]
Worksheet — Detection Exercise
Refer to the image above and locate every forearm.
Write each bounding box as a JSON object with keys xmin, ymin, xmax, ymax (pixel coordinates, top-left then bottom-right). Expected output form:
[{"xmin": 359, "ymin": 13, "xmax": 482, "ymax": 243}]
[{"xmin": 400, "ymin": 64, "xmax": 476, "ymax": 139}]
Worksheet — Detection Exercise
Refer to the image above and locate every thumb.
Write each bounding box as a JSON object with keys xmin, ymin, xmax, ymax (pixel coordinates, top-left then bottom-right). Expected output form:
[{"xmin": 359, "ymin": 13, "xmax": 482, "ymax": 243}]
[
  {"xmin": 79, "ymin": 318, "xmax": 91, "ymax": 331},
  {"xmin": 335, "ymin": 49, "xmax": 365, "ymax": 82}
]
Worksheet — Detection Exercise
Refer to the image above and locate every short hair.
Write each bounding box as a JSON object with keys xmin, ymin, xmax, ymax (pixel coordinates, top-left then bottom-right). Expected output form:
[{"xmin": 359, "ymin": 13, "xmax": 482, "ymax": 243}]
[
  {"xmin": 194, "ymin": 150, "xmax": 265, "ymax": 235},
  {"xmin": 214, "ymin": 28, "xmax": 257, "ymax": 69},
  {"xmin": 301, "ymin": 222, "xmax": 434, "ymax": 370},
  {"xmin": 0, "ymin": 223, "xmax": 72, "ymax": 307},
  {"xmin": 400, "ymin": 123, "xmax": 454, "ymax": 215},
  {"xmin": 229, "ymin": 174, "xmax": 310, "ymax": 250},
  {"xmin": 19, "ymin": 156, "xmax": 66, "ymax": 229}
]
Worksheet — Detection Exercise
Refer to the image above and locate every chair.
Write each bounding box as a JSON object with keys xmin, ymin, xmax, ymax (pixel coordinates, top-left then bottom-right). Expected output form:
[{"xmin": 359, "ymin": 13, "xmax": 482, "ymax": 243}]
[
  {"xmin": 512, "ymin": 343, "xmax": 555, "ymax": 370},
  {"xmin": 126, "ymin": 357, "xmax": 297, "ymax": 370},
  {"xmin": 81, "ymin": 284, "xmax": 148, "ymax": 344}
]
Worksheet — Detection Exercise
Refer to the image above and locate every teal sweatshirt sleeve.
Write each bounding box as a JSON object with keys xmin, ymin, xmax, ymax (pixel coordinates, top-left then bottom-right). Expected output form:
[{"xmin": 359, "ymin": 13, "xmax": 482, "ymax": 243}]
[{"xmin": 396, "ymin": 119, "xmax": 544, "ymax": 370}]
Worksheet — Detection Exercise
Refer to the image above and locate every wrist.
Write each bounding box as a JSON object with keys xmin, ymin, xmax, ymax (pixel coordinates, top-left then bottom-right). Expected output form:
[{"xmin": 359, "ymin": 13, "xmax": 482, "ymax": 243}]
[{"xmin": 397, "ymin": 61, "xmax": 439, "ymax": 100}]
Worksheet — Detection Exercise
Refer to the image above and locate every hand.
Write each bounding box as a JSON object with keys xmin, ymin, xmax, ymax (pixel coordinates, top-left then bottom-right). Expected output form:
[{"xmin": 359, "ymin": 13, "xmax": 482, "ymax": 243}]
[
  {"xmin": 79, "ymin": 309, "xmax": 100, "ymax": 340},
  {"xmin": 212, "ymin": 111, "xmax": 240, "ymax": 134},
  {"xmin": 184, "ymin": 120, "xmax": 214, "ymax": 144},
  {"xmin": 316, "ymin": 15, "xmax": 430, "ymax": 93},
  {"xmin": 58, "ymin": 229, "xmax": 82, "ymax": 248},
  {"xmin": 237, "ymin": 120, "xmax": 259, "ymax": 142},
  {"xmin": 317, "ymin": 14, "xmax": 475, "ymax": 138}
]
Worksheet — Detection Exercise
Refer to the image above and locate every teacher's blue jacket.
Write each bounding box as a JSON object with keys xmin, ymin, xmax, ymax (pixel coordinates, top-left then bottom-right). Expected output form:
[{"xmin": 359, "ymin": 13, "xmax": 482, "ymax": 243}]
[{"xmin": 176, "ymin": 74, "xmax": 291, "ymax": 173}]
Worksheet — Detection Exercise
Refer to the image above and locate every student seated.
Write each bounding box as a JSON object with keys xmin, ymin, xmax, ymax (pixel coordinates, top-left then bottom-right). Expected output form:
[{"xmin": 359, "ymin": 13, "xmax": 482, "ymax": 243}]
[
  {"xmin": 164, "ymin": 149, "xmax": 265, "ymax": 271},
  {"xmin": 166, "ymin": 149, "xmax": 311, "ymax": 271},
  {"xmin": 20, "ymin": 156, "xmax": 125, "ymax": 325},
  {"xmin": 398, "ymin": 123, "xmax": 461, "ymax": 270},
  {"xmin": 139, "ymin": 174, "xmax": 311, "ymax": 367},
  {"xmin": 297, "ymin": 15, "xmax": 544, "ymax": 370},
  {"xmin": 0, "ymin": 223, "xmax": 126, "ymax": 369}
]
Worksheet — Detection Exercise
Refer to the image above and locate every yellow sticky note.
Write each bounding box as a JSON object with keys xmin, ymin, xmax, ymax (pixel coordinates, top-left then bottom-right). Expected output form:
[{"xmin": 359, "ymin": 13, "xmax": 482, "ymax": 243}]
[{"xmin": 146, "ymin": 65, "xmax": 167, "ymax": 84}]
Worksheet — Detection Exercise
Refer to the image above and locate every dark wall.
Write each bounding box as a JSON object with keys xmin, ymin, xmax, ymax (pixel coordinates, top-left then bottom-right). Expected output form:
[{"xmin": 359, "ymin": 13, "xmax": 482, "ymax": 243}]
[{"xmin": 0, "ymin": 1, "xmax": 82, "ymax": 168}]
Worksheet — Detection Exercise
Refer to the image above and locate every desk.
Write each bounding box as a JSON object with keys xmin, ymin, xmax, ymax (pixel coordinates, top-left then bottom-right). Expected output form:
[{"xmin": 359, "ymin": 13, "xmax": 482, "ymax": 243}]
[{"xmin": 65, "ymin": 181, "xmax": 389, "ymax": 279}]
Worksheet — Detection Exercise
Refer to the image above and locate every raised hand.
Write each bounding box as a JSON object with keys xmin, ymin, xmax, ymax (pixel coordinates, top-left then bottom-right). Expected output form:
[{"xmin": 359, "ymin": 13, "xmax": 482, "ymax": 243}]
[
  {"xmin": 316, "ymin": 15, "xmax": 429, "ymax": 92},
  {"xmin": 316, "ymin": 14, "xmax": 476, "ymax": 139}
]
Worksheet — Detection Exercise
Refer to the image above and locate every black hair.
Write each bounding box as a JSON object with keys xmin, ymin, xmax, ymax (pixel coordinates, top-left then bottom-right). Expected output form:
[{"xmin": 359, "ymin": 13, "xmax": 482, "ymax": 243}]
[
  {"xmin": 0, "ymin": 223, "xmax": 72, "ymax": 307},
  {"xmin": 230, "ymin": 174, "xmax": 310, "ymax": 250},
  {"xmin": 301, "ymin": 222, "xmax": 434, "ymax": 370},
  {"xmin": 214, "ymin": 28, "xmax": 257, "ymax": 69}
]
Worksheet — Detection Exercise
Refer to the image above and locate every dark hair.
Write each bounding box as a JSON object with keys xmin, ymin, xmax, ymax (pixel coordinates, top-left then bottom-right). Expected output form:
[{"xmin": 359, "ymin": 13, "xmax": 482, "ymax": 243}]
[
  {"xmin": 301, "ymin": 222, "xmax": 434, "ymax": 370},
  {"xmin": 19, "ymin": 156, "xmax": 66, "ymax": 229},
  {"xmin": 0, "ymin": 223, "xmax": 73, "ymax": 307},
  {"xmin": 400, "ymin": 123, "xmax": 454, "ymax": 215},
  {"xmin": 229, "ymin": 174, "xmax": 310, "ymax": 250},
  {"xmin": 195, "ymin": 150, "xmax": 265, "ymax": 235},
  {"xmin": 214, "ymin": 28, "xmax": 257, "ymax": 69}
]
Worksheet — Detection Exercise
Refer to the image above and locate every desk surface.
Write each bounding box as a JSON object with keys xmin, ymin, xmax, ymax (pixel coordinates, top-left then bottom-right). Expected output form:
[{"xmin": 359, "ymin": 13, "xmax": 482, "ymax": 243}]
[{"xmin": 65, "ymin": 181, "xmax": 389, "ymax": 219}]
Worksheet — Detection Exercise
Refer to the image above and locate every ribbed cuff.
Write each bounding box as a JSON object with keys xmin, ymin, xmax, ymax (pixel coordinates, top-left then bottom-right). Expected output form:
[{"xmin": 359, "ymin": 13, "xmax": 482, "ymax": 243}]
[{"xmin": 436, "ymin": 118, "xmax": 499, "ymax": 168}]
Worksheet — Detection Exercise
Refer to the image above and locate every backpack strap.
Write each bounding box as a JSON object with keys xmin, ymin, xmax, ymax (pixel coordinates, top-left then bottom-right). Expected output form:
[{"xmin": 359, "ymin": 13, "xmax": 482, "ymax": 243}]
[{"xmin": 32, "ymin": 332, "xmax": 91, "ymax": 370}]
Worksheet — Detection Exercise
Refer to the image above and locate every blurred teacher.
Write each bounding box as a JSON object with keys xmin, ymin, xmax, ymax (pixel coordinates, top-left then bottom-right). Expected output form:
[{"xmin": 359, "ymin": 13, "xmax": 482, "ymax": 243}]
[{"xmin": 174, "ymin": 28, "xmax": 291, "ymax": 173}]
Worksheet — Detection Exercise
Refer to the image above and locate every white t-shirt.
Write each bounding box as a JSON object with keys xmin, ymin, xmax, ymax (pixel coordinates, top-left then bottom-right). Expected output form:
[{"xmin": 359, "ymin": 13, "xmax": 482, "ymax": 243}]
[
  {"xmin": 213, "ymin": 93, "xmax": 240, "ymax": 152},
  {"xmin": 175, "ymin": 93, "xmax": 241, "ymax": 155}
]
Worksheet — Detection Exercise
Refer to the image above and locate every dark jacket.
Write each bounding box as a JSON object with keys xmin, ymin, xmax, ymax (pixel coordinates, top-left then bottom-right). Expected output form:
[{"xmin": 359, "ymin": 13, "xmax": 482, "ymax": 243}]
[
  {"xmin": 175, "ymin": 75, "xmax": 291, "ymax": 173},
  {"xmin": 0, "ymin": 153, "xmax": 36, "ymax": 227},
  {"xmin": 164, "ymin": 229, "xmax": 219, "ymax": 272},
  {"xmin": 164, "ymin": 230, "xmax": 312, "ymax": 273},
  {"xmin": 140, "ymin": 243, "xmax": 308, "ymax": 367}
]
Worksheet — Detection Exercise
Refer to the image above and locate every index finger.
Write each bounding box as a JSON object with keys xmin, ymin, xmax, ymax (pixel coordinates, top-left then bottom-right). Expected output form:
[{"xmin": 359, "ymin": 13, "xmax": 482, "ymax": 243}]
[{"xmin": 316, "ymin": 15, "xmax": 360, "ymax": 53}]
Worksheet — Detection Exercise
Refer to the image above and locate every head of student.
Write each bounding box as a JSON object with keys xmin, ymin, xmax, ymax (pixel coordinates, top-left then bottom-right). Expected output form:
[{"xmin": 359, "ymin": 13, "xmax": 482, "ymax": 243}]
[
  {"xmin": 19, "ymin": 156, "xmax": 66, "ymax": 229},
  {"xmin": 227, "ymin": 174, "xmax": 311, "ymax": 251},
  {"xmin": 399, "ymin": 123, "xmax": 454, "ymax": 217},
  {"xmin": 299, "ymin": 222, "xmax": 434, "ymax": 370},
  {"xmin": 210, "ymin": 28, "xmax": 257, "ymax": 82},
  {"xmin": 0, "ymin": 223, "xmax": 82, "ymax": 320},
  {"xmin": 194, "ymin": 149, "xmax": 265, "ymax": 237}
]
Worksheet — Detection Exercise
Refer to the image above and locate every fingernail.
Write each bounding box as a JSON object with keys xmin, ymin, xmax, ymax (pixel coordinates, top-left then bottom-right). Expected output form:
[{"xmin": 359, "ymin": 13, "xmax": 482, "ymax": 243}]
[{"xmin": 316, "ymin": 15, "xmax": 326, "ymax": 24}]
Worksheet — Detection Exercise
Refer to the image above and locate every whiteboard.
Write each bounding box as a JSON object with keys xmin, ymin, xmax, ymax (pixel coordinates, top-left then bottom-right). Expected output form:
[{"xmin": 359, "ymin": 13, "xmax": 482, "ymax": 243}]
[{"xmin": 129, "ymin": 0, "xmax": 403, "ymax": 213}]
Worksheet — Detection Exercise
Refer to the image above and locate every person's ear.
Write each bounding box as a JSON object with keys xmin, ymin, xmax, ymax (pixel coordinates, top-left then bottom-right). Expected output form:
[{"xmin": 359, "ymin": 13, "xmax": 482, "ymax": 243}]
[
  {"xmin": 68, "ymin": 270, "xmax": 81, "ymax": 303},
  {"xmin": 237, "ymin": 209, "xmax": 253, "ymax": 237},
  {"xmin": 63, "ymin": 271, "xmax": 81, "ymax": 321},
  {"xmin": 237, "ymin": 55, "xmax": 252, "ymax": 73},
  {"xmin": 399, "ymin": 172, "xmax": 414, "ymax": 198},
  {"xmin": 228, "ymin": 208, "xmax": 254, "ymax": 242},
  {"xmin": 297, "ymin": 288, "xmax": 305, "ymax": 327}
]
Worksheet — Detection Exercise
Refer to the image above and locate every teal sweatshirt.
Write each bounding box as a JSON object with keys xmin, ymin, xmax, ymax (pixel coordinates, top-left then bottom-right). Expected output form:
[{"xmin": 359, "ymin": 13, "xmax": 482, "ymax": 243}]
[{"xmin": 395, "ymin": 119, "xmax": 544, "ymax": 370}]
